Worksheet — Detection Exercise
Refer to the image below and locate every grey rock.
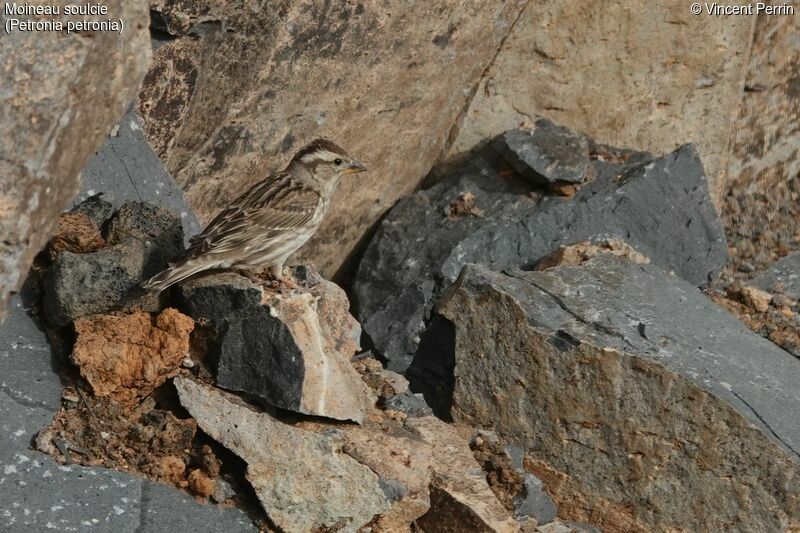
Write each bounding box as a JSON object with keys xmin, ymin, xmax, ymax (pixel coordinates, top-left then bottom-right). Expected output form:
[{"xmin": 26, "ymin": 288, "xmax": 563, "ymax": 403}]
[
  {"xmin": 42, "ymin": 199, "xmax": 184, "ymax": 327},
  {"xmin": 0, "ymin": 295, "xmax": 63, "ymax": 412},
  {"xmin": 180, "ymin": 271, "xmax": 369, "ymax": 423},
  {"xmin": 438, "ymin": 258, "xmax": 800, "ymax": 530},
  {"xmin": 75, "ymin": 110, "xmax": 202, "ymax": 243},
  {"xmin": 356, "ymin": 142, "xmax": 727, "ymax": 371},
  {"xmin": 42, "ymin": 240, "xmax": 167, "ymax": 327},
  {"xmin": 382, "ymin": 392, "xmax": 433, "ymax": 417},
  {"xmin": 105, "ymin": 201, "xmax": 184, "ymax": 257},
  {"xmin": 175, "ymin": 377, "xmax": 390, "ymax": 532},
  {"xmin": 0, "ymin": 2, "xmax": 150, "ymax": 320},
  {"xmin": 515, "ymin": 473, "xmax": 557, "ymax": 525},
  {"xmin": 71, "ymin": 193, "xmax": 116, "ymax": 228},
  {"xmin": 752, "ymin": 252, "xmax": 800, "ymax": 300},
  {"xmin": 139, "ymin": 481, "xmax": 256, "ymax": 532},
  {"xmin": 210, "ymin": 479, "xmax": 237, "ymax": 504},
  {"xmin": 495, "ymin": 119, "xmax": 592, "ymax": 185}
]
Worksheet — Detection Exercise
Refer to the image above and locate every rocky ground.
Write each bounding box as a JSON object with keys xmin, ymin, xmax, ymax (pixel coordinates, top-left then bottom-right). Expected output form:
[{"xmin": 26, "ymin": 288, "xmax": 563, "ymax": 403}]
[{"xmin": 2, "ymin": 112, "xmax": 799, "ymax": 532}]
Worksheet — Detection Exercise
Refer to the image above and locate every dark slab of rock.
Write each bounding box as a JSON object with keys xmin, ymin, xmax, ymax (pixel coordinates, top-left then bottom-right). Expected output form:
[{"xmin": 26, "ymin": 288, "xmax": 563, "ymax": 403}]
[
  {"xmin": 42, "ymin": 201, "xmax": 183, "ymax": 327},
  {"xmin": 179, "ymin": 270, "xmax": 369, "ymax": 423},
  {"xmin": 495, "ymin": 119, "xmax": 592, "ymax": 185},
  {"xmin": 751, "ymin": 252, "xmax": 800, "ymax": 300},
  {"xmin": 355, "ymin": 141, "xmax": 728, "ymax": 371},
  {"xmin": 435, "ymin": 257, "xmax": 800, "ymax": 531}
]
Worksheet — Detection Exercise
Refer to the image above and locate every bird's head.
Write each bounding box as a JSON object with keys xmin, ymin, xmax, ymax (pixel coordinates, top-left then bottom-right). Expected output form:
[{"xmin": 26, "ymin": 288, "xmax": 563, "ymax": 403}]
[{"xmin": 288, "ymin": 139, "xmax": 367, "ymax": 186}]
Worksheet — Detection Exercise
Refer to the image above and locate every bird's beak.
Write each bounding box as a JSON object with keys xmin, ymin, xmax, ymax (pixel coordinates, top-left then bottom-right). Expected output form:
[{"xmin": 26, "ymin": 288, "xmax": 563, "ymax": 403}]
[{"xmin": 344, "ymin": 160, "xmax": 367, "ymax": 174}]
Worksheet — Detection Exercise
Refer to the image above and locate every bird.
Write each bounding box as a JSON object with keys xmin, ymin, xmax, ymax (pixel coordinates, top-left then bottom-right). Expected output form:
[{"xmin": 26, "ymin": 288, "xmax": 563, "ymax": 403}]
[{"xmin": 142, "ymin": 138, "xmax": 366, "ymax": 292}]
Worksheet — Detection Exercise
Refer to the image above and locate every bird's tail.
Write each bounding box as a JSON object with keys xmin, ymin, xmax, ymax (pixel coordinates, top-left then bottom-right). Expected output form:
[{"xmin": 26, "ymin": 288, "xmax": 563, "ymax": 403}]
[{"xmin": 142, "ymin": 258, "xmax": 218, "ymax": 293}]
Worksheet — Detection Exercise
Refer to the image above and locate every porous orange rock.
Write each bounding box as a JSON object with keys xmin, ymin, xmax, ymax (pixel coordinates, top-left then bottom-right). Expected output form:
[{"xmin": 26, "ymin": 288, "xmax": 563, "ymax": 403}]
[{"xmin": 72, "ymin": 308, "xmax": 195, "ymax": 404}]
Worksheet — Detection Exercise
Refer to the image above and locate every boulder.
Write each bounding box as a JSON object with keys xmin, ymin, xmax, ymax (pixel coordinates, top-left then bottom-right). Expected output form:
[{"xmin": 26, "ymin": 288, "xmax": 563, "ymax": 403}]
[
  {"xmin": 137, "ymin": 0, "xmax": 529, "ymax": 277},
  {"xmin": 356, "ymin": 141, "xmax": 728, "ymax": 371},
  {"xmin": 495, "ymin": 120, "xmax": 593, "ymax": 185},
  {"xmin": 72, "ymin": 308, "xmax": 194, "ymax": 405},
  {"xmin": 179, "ymin": 270, "xmax": 369, "ymax": 423},
  {"xmin": 42, "ymin": 201, "xmax": 183, "ymax": 326},
  {"xmin": 435, "ymin": 257, "xmax": 800, "ymax": 531},
  {"xmin": 0, "ymin": 1, "xmax": 150, "ymax": 319}
]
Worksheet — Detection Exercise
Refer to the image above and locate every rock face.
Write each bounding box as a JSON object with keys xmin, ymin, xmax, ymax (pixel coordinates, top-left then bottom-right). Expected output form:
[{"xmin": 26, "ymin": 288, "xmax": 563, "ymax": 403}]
[
  {"xmin": 0, "ymin": 2, "xmax": 151, "ymax": 318},
  {"xmin": 72, "ymin": 308, "xmax": 194, "ymax": 405},
  {"xmin": 436, "ymin": 258, "xmax": 800, "ymax": 531},
  {"xmin": 180, "ymin": 270, "xmax": 369, "ymax": 423},
  {"xmin": 725, "ymin": 11, "xmax": 800, "ymax": 193},
  {"xmin": 355, "ymin": 141, "xmax": 728, "ymax": 371},
  {"xmin": 447, "ymin": 0, "xmax": 753, "ymax": 206},
  {"xmin": 43, "ymin": 201, "xmax": 183, "ymax": 326},
  {"xmin": 137, "ymin": 0, "xmax": 528, "ymax": 277},
  {"xmin": 175, "ymin": 376, "xmax": 390, "ymax": 532}
]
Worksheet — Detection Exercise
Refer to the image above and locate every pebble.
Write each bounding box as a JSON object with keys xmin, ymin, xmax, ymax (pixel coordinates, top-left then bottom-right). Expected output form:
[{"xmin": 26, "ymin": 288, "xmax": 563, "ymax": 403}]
[{"xmin": 181, "ymin": 357, "xmax": 195, "ymax": 369}]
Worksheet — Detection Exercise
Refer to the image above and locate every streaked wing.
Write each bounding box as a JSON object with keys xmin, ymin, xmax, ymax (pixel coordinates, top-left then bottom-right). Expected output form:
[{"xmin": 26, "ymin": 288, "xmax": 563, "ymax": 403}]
[{"xmin": 182, "ymin": 172, "xmax": 320, "ymax": 259}]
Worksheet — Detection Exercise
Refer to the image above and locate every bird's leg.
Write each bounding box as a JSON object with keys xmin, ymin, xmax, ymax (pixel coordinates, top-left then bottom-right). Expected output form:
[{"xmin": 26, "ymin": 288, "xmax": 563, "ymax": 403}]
[
  {"xmin": 269, "ymin": 263, "xmax": 300, "ymax": 290},
  {"xmin": 237, "ymin": 269, "xmax": 265, "ymax": 285}
]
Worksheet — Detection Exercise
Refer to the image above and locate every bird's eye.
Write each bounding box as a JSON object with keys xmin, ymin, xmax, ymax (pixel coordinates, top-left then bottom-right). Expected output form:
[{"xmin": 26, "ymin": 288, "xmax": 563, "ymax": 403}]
[{"xmin": 334, "ymin": 158, "xmax": 343, "ymax": 166}]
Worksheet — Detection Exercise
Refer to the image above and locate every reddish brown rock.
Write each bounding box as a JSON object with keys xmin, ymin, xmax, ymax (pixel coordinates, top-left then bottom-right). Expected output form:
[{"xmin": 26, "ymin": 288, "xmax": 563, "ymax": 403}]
[
  {"xmin": 188, "ymin": 469, "xmax": 215, "ymax": 499},
  {"xmin": 535, "ymin": 239, "xmax": 650, "ymax": 271},
  {"xmin": 72, "ymin": 308, "xmax": 195, "ymax": 404},
  {"xmin": 48, "ymin": 212, "xmax": 106, "ymax": 260}
]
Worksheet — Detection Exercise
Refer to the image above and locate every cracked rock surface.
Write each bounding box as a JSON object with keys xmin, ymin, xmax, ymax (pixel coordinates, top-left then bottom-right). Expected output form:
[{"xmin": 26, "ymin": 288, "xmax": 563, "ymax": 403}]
[{"xmin": 436, "ymin": 257, "xmax": 800, "ymax": 531}]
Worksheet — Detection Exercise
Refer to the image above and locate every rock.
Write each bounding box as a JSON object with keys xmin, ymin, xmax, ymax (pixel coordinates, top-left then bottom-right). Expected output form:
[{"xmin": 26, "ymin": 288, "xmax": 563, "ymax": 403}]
[
  {"xmin": 211, "ymin": 479, "xmax": 236, "ymax": 504},
  {"xmin": 495, "ymin": 120, "xmax": 592, "ymax": 185},
  {"xmin": 42, "ymin": 239, "xmax": 167, "ymax": 327},
  {"xmin": 42, "ymin": 199, "xmax": 183, "ymax": 326},
  {"xmin": 0, "ymin": 1, "xmax": 150, "ymax": 319},
  {"xmin": 435, "ymin": 258, "xmax": 800, "ymax": 530},
  {"xmin": 356, "ymin": 142, "xmax": 727, "ymax": 371},
  {"xmin": 179, "ymin": 271, "xmax": 369, "ymax": 423},
  {"xmin": 70, "ymin": 193, "xmax": 115, "ymax": 228},
  {"xmin": 47, "ymin": 212, "xmax": 106, "ymax": 260},
  {"xmin": 447, "ymin": 1, "xmax": 753, "ymax": 206},
  {"xmin": 534, "ymin": 238, "xmax": 650, "ymax": 270},
  {"xmin": 175, "ymin": 376, "xmax": 390, "ymax": 532},
  {"xmin": 105, "ymin": 201, "xmax": 184, "ymax": 258},
  {"xmin": 516, "ymin": 473, "xmax": 557, "ymax": 526},
  {"xmin": 188, "ymin": 469, "xmax": 215, "ymax": 499},
  {"xmin": 738, "ymin": 285, "xmax": 773, "ymax": 313},
  {"xmin": 137, "ymin": 1, "xmax": 529, "ymax": 277},
  {"xmin": 72, "ymin": 308, "xmax": 194, "ymax": 405},
  {"xmin": 752, "ymin": 252, "xmax": 800, "ymax": 300},
  {"xmin": 383, "ymin": 392, "xmax": 433, "ymax": 418}
]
